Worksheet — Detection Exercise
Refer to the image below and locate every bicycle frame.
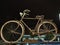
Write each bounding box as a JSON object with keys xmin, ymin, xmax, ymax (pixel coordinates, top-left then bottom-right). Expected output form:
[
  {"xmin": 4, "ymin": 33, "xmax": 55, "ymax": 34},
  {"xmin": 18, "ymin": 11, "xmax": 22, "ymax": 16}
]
[{"xmin": 19, "ymin": 15, "xmax": 43, "ymax": 35}]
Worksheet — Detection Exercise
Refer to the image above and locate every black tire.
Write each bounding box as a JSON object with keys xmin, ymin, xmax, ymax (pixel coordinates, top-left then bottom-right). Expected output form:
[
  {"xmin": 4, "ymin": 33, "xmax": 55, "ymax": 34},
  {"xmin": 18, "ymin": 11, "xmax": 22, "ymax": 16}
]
[
  {"xmin": 38, "ymin": 21, "xmax": 57, "ymax": 42},
  {"xmin": 1, "ymin": 20, "xmax": 24, "ymax": 43}
]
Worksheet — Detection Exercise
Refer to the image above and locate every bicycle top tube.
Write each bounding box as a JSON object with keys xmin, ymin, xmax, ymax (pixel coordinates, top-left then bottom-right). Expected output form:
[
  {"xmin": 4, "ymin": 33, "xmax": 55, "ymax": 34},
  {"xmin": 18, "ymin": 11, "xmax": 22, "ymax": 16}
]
[
  {"xmin": 23, "ymin": 15, "xmax": 44, "ymax": 20},
  {"xmin": 23, "ymin": 18, "xmax": 40, "ymax": 19}
]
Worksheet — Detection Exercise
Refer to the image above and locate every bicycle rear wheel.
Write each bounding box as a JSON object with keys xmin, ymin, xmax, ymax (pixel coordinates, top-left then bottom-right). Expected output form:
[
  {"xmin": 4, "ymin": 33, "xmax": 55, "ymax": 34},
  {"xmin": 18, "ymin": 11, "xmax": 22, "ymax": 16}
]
[
  {"xmin": 38, "ymin": 21, "xmax": 57, "ymax": 42},
  {"xmin": 1, "ymin": 20, "xmax": 24, "ymax": 43}
]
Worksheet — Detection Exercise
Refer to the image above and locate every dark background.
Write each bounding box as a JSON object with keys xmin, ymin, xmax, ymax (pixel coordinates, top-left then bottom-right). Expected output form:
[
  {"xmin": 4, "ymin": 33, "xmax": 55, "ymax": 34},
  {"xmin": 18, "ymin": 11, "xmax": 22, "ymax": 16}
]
[{"xmin": 1, "ymin": 0, "xmax": 60, "ymax": 33}]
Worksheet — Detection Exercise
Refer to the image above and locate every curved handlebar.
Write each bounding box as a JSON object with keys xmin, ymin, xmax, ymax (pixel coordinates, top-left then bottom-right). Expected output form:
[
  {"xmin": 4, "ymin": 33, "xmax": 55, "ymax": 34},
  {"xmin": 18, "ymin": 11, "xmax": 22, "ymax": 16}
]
[
  {"xmin": 20, "ymin": 9, "xmax": 30, "ymax": 17},
  {"xmin": 23, "ymin": 9, "xmax": 31, "ymax": 13}
]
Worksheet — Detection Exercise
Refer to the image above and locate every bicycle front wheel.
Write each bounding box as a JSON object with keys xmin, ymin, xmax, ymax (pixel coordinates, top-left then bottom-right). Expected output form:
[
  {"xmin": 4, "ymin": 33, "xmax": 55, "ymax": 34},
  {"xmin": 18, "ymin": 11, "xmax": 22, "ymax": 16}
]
[
  {"xmin": 37, "ymin": 21, "xmax": 57, "ymax": 42},
  {"xmin": 1, "ymin": 20, "xmax": 24, "ymax": 43}
]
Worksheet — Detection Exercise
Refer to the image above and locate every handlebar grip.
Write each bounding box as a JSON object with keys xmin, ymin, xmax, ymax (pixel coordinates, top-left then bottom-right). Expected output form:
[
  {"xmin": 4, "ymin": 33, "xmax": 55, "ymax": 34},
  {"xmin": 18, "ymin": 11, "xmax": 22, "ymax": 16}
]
[{"xmin": 23, "ymin": 9, "xmax": 31, "ymax": 13}]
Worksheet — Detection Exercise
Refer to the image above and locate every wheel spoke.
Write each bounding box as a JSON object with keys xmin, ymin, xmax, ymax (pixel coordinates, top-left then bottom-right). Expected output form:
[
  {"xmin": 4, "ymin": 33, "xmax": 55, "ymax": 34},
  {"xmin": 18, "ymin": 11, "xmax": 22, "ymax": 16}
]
[
  {"xmin": 50, "ymin": 29, "xmax": 55, "ymax": 32},
  {"xmin": 43, "ymin": 24, "xmax": 48, "ymax": 30},
  {"xmin": 39, "ymin": 30, "xmax": 50, "ymax": 34},
  {"xmin": 6, "ymin": 27, "xmax": 11, "ymax": 31},
  {"xmin": 15, "ymin": 24, "xmax": 19, "ymax": 31},
  {"xmin": 39, "ymin": 29, "xmax": 44, "ymax": 32},
  {"xmin": 48, "ymin": 24, "xmax": 51, "ymax": 30},
  {"xmin": 12, "ymin": 34, "xmax": 16, "ymax": 41},
  {"xmin": 11, "ymin": 30, "xmax": 21, "ymax": 35}
]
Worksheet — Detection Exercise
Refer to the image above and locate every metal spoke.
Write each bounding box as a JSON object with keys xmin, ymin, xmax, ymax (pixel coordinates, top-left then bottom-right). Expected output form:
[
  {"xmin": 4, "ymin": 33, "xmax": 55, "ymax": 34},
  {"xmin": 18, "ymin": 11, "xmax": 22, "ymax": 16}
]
[
  {"xmin": 39, "ymin": 29, "xmax": 55, "ymax": 35},
  {"xmin": 43, "ymin": 24, "xmax": 48, "ymax": 30},
  {"xmin": 5, "ymin": 27, "xmax": 12, "ymax": 34},
  {"xmin": 12, "ymin": 34, "xmax": 16, "ymax": 41},
  {"xmin": 14, "ymin": 24, "xmax": 19, "ymax": 31},
  {"xmin": 50, "ymin": 29, "xmax": 55, "ymax": 32},
  {"xmin": 10, "ymin": 30, "xmax": 21, "ymax": 35},
  {"xmin": 39, "ymin": 29, "xmax": 46, "ymax": 32},
  {"xmin": 48, "ymin": 24, "xmax": 51, "ymax": 30},
  {"xmin": 39, "ymin": 30, "xmax": 49, "ymax": 34},
  {"xmin": 49, "ymin": 29, "xmax": 56, "ymax": 34},
  {"xmin": 6, "ymin": 27, "xmax": 11, "ymax": 31}
]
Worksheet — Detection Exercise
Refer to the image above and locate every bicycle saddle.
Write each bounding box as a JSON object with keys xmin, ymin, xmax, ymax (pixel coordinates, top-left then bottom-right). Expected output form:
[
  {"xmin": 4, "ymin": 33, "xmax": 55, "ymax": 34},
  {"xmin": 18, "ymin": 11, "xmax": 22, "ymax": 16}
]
[{"xmin": 36, "ymin": 15, "xmax": 44, "ymax": 19}]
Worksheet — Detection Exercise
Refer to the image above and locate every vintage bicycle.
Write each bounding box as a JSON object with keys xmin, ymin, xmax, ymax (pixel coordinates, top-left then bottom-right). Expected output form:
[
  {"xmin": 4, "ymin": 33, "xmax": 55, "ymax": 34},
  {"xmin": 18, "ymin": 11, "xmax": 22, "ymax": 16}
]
[{"xmin": 0, "ymin": 9, "xmax": 57, "ymax": 43}]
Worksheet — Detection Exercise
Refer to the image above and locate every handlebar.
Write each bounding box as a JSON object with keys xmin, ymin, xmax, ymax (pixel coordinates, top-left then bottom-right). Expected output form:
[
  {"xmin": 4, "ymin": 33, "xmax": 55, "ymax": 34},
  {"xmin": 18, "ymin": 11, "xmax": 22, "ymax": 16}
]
[
  {"xmin": 23, "ymin": 9, "xmax": 31, "ymax": 13},
  {"xmin": 20, "ymin": 9, "xmax": 30, "ymax": 17}
]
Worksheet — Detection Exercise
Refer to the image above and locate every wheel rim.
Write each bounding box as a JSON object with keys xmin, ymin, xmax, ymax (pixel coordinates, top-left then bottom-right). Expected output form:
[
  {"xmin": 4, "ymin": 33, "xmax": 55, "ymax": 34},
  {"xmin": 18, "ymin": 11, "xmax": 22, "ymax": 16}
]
[
  {"xmin": 38, "ymin": 21, "xmax": 57, "ymax": 42},
  {"xmin": 1, "ymin": 20, "xmax": 24, "ymax": 43}
]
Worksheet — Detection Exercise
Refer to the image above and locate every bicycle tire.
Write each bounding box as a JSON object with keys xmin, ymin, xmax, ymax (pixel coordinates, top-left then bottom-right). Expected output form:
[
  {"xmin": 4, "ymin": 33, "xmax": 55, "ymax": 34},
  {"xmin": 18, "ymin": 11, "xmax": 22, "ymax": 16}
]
[
  {"xmin": 37, "ymin": 21, "xmax": 57, "ymax": 42},
  {"xmin": 1, "ymin": 20, "xmax": 24, "ymax": 43}
]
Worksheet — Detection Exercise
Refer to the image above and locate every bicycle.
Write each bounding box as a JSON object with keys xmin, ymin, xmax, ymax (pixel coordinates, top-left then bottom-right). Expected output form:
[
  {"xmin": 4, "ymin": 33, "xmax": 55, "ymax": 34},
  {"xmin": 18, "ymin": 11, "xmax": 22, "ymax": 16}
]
[{"xmin": 0, "ymin": 9, "xmax": 57, "ymax": 43}]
